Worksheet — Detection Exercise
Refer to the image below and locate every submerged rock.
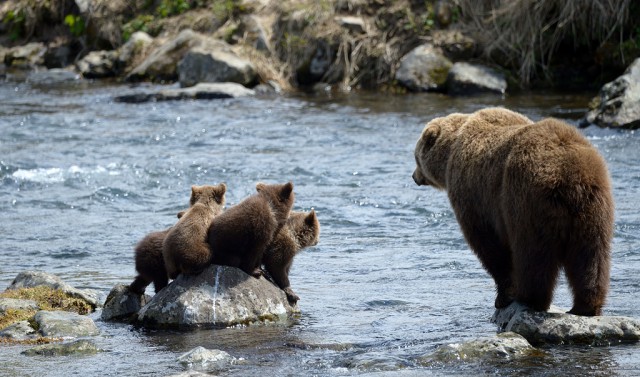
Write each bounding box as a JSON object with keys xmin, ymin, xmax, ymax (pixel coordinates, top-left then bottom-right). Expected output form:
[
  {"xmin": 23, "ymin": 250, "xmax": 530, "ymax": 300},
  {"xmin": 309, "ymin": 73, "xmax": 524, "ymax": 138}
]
[
  {"xmin": 492, "ymin": 302, "xmax": 640, "ymax": 346},
  {"xmin": 446, "ymin": 62, "xmax": 506, "ymax": 95},
  {"xmin": 137, "ymin": 265, "xmax": 298, "ymax": 329},
  {"xmin": 22, "ymin": 339, "xmax": 101, "ymax": 357},
  {"xmin": 177, "ymin": 346, "xmax": 237, "ymax": 371},
  {"xmin": 114, "ymin": 82, "xmax": 255, "ymax": 103},
  {"xmin": 101, "ymin": 284, "xmax": 150, "ymax": 321},
  {"xmin": 34, "ymin": 310, "xmax": 100, "ymax": 338},
  {"xmin": 582, "ymin": 57, "xmax": 640, "ymax": 129},
  {"xmin": 7, "ymin": 271, "xmax": 101, "ymax": 309},
  {"xmin": 417, "ymin": 332, "xmax": 542, "ymax": 365},
  {"xmin": 395, "ymin": 44, "xmax": 452, "ymax": 92}
]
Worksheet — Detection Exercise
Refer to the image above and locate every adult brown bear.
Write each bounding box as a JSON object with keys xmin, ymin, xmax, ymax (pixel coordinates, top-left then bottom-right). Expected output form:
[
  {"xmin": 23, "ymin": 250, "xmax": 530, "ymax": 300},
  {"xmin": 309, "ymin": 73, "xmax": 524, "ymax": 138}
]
[{"xmin": 412, "ymin": 107, "xmax": 614, "ymax": 316}]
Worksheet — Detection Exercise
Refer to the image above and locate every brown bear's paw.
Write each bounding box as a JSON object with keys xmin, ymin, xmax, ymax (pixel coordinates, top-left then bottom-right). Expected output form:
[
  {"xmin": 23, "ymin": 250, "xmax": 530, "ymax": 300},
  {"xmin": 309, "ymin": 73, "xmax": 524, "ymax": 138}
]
[
  {"xmin": 284, "ymin": 287, "xmax": 299, "ymax": 304},
  {"xmin": 494, "ymin": 292, "xmax": 513, "ymax": 309}
]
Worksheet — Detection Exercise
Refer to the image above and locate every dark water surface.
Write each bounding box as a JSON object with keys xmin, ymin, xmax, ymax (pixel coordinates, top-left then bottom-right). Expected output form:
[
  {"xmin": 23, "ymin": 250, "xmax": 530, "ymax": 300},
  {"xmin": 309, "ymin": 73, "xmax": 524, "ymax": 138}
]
[{"xmin": 0, "ymin": 79, "xmax": 638, "ymax": 376}]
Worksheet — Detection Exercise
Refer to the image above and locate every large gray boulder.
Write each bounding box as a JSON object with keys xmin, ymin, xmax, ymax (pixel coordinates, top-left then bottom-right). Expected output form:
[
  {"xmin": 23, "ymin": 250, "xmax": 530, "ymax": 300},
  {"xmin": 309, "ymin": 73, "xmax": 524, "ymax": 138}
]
[
  {"xmin": 137, "ymin": 265, "xmax": 298, "ymax": 329},
  {"xmin": 582, "ymin": 58, "xmax": 640, "ymax": 129},
  {"xmin": 492, "ymin": 302, "xmax": 640, "ymax": 346},
  {"xmin": 127, "ymin": 29, "xmax": 241, "ymax": 83},
  {"xmin": 446, "ymin": 62, "xmax": 507, "ymax": 95},
  {"xmin": 178, "ymin": 45, "xmax": 257, "ymax": 87},
  {"xmin": 34, "ymin": 310, "xmax": 100, "ymax": 338},
  {"xmin": 7, "ymin": 271, "xmax": 101, "ymax": 309},
  {"xmin": 395, "ymin": 44, "xmax": 452, "ymax": 92},
  {"xmin": 114, "ymin": 82, "xmax": 255, "ymax": 103},
  {"xmin": 417, "ymin": 332, "xmax": 542, "ymax": 366},
  {"xmin": 76, "ymin": 50, "xmax": 118, "ymax": 78}
]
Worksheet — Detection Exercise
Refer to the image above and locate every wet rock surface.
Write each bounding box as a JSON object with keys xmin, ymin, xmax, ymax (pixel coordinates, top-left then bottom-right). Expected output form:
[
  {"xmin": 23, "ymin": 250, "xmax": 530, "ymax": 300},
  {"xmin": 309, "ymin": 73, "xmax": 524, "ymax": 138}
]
[
  {"xmin": 492, "ymin": 302, "xmax": 640, "ymax": 346},
  {"xmin": 137, "ymin": 265, "xmax": 298, "ymax": 329}
]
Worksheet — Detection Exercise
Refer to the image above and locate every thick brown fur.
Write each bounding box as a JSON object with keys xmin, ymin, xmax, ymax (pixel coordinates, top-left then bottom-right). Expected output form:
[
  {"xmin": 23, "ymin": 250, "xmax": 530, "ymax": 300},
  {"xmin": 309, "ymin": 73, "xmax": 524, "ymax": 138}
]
[
  {"xmin": 263, "ymin": 210, "xmax": 320, "ymax": 303},
  {"xmin": 163, "ymin": 183, "xmax": 226, "ymax": 278},
  {"xmin": 209, "ymin": 182, "xmax": 295, "ymax": 278},
  {"xmin": 412, "ymin": 107, "xmax": 614, "ymax": 316},
  {"xmin": 128, "ymin": 210, "xmax": 188, "ymax": 295}
]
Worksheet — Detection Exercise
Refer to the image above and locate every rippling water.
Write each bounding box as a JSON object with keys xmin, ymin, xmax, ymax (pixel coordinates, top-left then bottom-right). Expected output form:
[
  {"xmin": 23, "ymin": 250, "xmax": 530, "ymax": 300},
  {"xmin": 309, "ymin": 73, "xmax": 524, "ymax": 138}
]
[{"xmin": 0, "ymin": 78, "xmax": 639, "ymax": 376}]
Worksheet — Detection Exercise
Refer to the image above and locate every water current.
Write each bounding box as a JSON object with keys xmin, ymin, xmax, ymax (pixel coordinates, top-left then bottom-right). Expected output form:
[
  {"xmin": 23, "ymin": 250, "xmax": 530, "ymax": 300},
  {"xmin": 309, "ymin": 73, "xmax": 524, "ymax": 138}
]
[{"xmin": 0, "ymin": 77, "xmax": 638, "ymax": 376}]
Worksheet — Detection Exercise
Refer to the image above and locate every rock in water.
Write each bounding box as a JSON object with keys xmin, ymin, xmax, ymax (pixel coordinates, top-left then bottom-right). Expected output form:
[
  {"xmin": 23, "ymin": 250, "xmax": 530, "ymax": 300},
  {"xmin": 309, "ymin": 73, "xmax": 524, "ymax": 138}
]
[
  {"xmin": 101, "ymin": 284, "xmax": 151, "ymax": 321},
  {"xmin": 492, "ymin": 302, "xmax": 640, "ymax": 346},
  {"xmin": 137, "ymin": 265, "xmax": 298, "ymax": 329}
]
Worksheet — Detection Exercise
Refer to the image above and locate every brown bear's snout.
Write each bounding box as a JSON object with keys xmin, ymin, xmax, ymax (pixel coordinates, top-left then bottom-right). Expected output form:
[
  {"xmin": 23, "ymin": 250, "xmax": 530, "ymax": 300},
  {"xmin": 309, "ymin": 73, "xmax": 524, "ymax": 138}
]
[{"xmin": 412, "ymin": 168, "xmax": 426, "ymax": 186}]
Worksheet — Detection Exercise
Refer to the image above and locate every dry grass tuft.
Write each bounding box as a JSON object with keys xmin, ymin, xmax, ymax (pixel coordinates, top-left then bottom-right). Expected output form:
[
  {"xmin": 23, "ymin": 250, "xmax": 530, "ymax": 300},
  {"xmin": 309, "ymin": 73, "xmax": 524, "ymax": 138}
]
[{"xmin": 458, "ymin": 0, "xmax": 632, "ymax": 85}]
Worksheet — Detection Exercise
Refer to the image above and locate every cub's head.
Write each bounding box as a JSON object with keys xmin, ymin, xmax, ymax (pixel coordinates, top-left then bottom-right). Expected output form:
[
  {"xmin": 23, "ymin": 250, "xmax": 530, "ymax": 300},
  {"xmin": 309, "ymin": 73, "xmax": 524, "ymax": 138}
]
[
  {"xmin": 413, "ymin": 113, "xmax": 468, "ymax": 190},
  {"xmin": 256, "ymin": 181, "xmax": 295, "ymax": 225},
  {"xmin": 288, "ymin": 209, "xmax": 320, "ymax": 249},
  {"xmin": 190, "ymin": 183, "xmax": 227, "ymax": 215}
]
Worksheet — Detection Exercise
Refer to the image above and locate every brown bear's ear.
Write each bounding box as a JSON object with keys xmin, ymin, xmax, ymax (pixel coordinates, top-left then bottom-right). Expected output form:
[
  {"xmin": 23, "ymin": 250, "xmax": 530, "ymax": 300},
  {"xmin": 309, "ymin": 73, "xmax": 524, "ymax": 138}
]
[
  {"xmin": 305, "ymin": 209, "xmax": 317, "ymax": 225},
  {"xmin": 177, "ymin": 210, "xmax": 186, "ymax": 219},
  {"xmin": 421, "ymin": 123, "xmax": 441, "ymax": 149},
  {"xmin": 256, "ymin": 182, "xmax": 266, "ymax": 192},
  {"xmin": 218, "ymin": 183, "xmax": 227, "ymax": 194},
  {"xmin": 280, "ymin": 181, "xmax": 294, "ymax": 199}
]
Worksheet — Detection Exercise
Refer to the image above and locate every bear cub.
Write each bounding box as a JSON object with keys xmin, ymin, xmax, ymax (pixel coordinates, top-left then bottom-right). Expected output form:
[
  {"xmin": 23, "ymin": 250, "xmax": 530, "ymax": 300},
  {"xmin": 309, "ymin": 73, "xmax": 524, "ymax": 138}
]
[
  {"xmin": 209, "ymin": 182, "xmax": 295, "ymax": 278},
  {"xmin": 263, "ymin": 210, "xmax": 320, "ymax": 304},
  {"xmin": 129, "ymin": 210, "xmax": 188, "ymax": 295},
  {"xmin": 163, "ymin": 183, "xmax": 226, "ymax": 278}
]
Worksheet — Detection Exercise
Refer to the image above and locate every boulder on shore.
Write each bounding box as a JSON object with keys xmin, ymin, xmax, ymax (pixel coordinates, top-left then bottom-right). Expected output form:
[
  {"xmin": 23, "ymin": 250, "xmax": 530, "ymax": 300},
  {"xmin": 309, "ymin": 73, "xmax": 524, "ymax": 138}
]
[
  {"xmin": 492, "ymin": 302, "xmax": 640, "ymax": 346},
  {"xmin": 137, "ymin": 265, "xmax": 298, "ymax": 329},
  {"xmin": 446, "ymin": 62, "xmax": 506, "ymax": 96},
  {"xmin": 395, "ymin": 44, "xmax": 452, "ymax": 92},
  {"xmin": 582, "ymin": 58, "xmax": 640, "ymax": 129}
]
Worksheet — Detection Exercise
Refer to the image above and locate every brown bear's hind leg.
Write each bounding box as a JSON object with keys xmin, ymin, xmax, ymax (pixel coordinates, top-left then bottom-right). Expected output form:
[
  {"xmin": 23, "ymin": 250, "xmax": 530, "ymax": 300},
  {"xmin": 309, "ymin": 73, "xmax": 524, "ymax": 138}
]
[
  {"xmin": 564, "ymin": 242, "xmax": 610, "ymax": 316},
  {"xmin": 511, "ymin": 244, "xmax": 560, "ymax": 312}
]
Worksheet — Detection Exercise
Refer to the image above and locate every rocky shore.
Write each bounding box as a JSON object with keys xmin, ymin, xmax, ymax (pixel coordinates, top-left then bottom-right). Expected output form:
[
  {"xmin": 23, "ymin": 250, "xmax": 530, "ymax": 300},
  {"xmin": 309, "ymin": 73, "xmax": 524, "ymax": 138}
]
[{"xmin": 2, "ymin": 0, "xmax": 640, "ymax": 128}]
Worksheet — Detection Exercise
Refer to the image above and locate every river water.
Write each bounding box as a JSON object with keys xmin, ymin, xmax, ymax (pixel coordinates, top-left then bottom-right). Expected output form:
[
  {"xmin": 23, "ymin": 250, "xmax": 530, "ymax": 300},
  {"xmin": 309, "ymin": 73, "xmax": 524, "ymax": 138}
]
[{"xmin": 0, "ymin": 77, "xmax": 638, "ymax": 376}]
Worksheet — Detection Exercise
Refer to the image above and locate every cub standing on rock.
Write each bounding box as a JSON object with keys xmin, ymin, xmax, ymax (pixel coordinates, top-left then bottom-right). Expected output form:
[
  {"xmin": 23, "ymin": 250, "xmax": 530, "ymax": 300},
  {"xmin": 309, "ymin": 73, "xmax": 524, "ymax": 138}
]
[
  {"xmin": 263, "ymin": 210, "xmax": 320, "ymax": 304},
  {"xmin": 129, "ymin": 209, "xmax": 189, "ymax": 295},
  {"xmin": 209, "ymin": 182, "xmax": 295, "ymax": 278},
  {"xmin": 163, "ymin": 183, "xmax": 227, "ymax": 278},
  {"xmin": 412, "ymin": 107, "xmax": 614, "ymax": 316}
]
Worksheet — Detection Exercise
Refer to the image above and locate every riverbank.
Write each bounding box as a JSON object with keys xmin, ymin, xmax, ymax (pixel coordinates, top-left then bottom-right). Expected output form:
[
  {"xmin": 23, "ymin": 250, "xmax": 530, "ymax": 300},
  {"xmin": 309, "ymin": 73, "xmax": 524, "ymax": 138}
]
[{"xmin": 1, "ymin": 0, "xmax": 639, "ymax": 93}]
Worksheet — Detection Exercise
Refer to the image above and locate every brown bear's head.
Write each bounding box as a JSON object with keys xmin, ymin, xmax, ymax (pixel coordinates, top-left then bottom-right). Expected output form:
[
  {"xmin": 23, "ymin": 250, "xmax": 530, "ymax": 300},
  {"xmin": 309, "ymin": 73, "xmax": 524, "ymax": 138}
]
[
  {"xmin": 413, "ymin": 113, "xmax": 468, "ymax": 190},
  {"xmin": 190, "ymin": 183, "xmax": 226, "ymax": 215},
  {"xmin": 288, "ymin": 209, "xmax": 320, "ymax": 249},
  {"xmin": 256, "ymin": 181, "xmax": 295, "ymax": 226}
]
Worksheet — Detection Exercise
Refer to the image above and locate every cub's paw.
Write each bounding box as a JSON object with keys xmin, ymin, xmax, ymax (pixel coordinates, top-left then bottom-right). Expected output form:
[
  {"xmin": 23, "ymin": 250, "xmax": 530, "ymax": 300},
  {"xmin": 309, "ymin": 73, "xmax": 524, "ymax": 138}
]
[
  {"xmin": 284, "ymin": 287, "xmax": 299, "ymax": 304},
  {"xmin": 494, "ymin": 292, "xmax": 513, "ymax": 309}
]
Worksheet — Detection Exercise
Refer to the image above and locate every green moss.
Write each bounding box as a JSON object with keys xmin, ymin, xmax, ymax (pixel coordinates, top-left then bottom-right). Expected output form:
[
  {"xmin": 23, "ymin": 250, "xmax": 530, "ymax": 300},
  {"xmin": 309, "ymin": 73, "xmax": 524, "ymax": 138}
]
[
  {"xmin": 0, "ymin": 287, "xmax": 92, "ymax": 316},
  {"xmin": 3, "ymin": 9, "xmax": 27, "ymax": 41},
  {"xmin": 0, "ymin": 308, "xmax": 37, "ymax": 330},
  {"xmin": 122, "ymin": 14, "xmax": 155, "ymax": 41}
]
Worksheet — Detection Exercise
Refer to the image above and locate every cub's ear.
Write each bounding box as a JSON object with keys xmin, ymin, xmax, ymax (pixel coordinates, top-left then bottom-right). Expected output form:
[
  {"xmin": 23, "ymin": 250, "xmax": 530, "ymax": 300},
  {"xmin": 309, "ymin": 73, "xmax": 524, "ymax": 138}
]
[
  {"xmin": 190, "ymin": 185, "xmax": 201, "ymax": 205},
  {"xmin": 177, "ymin": 210, "xmax": 186, "ymax": 219},
  {"xmin": 305, "ymin": 209, "xmax": 317, "ymax": 225},
  {"xmin": 256, "ymin": 182, "xmax": 266, "ymax": 192},
  {"xmin": 281, "ymin": 181, "xmax": 294, "ymax": 199},
  {"xmin": 218, "ymin": 183, "xmax": 227, "ymax": 194}
]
